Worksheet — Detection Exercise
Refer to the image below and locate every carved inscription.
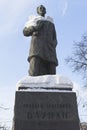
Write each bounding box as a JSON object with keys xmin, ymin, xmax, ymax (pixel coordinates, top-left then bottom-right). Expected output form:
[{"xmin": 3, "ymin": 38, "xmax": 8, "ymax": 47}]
[
  {"xmin": 27, "ymin": 111, "xmax": 68, "ymax": 120},
  {"xmin": 23, "ymin": 103, "xmax": 71, "ymax": 109},
  {"xmin": 22, "ymin": 103, "xmax": 72, "ymax": 120}
]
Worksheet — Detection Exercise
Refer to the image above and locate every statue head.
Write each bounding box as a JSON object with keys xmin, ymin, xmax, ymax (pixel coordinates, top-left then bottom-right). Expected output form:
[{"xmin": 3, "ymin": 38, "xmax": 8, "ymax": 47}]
[{"xmin": 37, "ymin": 5, "xmax": 46, "ymax": 17}]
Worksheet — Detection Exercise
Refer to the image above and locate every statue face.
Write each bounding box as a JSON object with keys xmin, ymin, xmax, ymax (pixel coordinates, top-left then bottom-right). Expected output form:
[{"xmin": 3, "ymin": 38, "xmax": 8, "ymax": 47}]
[{"xmin": 37, "ymin": 5, "xmax": 46, "ymax": 16}]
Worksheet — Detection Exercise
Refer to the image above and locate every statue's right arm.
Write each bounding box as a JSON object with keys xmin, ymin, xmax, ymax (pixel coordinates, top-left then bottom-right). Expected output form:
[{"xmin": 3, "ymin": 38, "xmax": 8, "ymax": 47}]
[
  {"xmin": 23, "ymin": 26, "xmax": 35, "ymax": 36},
  {"xmin": 23, "ymin": 21, "xmax": 44, "ymax": 37}
]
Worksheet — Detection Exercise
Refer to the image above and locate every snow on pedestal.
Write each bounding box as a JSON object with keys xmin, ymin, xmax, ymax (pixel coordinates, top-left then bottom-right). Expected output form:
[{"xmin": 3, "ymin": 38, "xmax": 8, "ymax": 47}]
[{"xmin": 16, "ymin": 75, "xmax": 73, "ymax": 92}]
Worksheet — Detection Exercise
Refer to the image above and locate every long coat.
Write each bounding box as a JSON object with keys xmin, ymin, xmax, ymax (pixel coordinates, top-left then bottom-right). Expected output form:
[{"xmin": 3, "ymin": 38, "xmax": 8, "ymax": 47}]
[{"xmin": 23, "ymin": 20, "xmax": 58, "ymax": 66}]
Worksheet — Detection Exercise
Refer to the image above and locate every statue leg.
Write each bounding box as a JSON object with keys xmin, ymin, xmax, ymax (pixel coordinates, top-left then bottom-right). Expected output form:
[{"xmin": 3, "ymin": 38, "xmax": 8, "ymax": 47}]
[
  {"xmin": 29, "ymin": 56, "xmax": 48, "ymax": 76},
  {"xmin": 48, "ymin": 62, "xmax": 56, "ymax": 74},
  {"xmin": 29, "ymin": 57, "xmax": 39, "ymax": 76}
]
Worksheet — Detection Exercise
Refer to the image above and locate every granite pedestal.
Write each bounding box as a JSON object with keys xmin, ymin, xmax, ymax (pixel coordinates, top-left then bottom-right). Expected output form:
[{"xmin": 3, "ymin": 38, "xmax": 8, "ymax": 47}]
[
  {"xmin": 13, "ymin": 91, "xmax": 80, "ymax": 130},
  {"xmin": 12, "ymin": 75, "xmax": 80, "ymax": 130}
]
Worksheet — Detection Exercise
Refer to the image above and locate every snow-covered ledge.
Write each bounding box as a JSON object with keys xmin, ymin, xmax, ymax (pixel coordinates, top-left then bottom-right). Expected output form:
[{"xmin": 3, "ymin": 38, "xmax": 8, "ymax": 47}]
[{"xmin": 16, "ymin": 75, "xmax": 73, "ymax": 92}]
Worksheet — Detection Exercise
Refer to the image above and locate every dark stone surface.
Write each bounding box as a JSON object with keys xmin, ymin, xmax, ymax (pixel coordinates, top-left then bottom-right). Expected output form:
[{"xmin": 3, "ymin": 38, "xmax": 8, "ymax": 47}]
[{"xmin": 13, "ymin": 91, "xmax": 80, "ymax": 130}]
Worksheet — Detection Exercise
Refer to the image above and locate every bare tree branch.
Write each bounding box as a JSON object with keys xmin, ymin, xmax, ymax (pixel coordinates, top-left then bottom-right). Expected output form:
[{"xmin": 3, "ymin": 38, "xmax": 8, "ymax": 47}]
[{"xmin": 65, "ymin": 34, "xmax": 87, "ymax": 80}]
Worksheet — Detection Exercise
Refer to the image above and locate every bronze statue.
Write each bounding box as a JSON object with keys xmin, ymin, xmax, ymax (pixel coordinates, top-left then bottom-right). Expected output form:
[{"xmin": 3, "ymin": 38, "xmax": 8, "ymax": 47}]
[{"xmin": 23, "ymin": 5, "xmax": 58, "ymax": 76}]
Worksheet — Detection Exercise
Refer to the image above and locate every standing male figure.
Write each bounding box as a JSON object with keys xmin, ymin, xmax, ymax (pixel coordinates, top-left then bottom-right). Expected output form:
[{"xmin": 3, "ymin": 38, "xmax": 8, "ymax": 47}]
[{"xmin": 23, "ymin": 5, "xmax": 58, "ymax": 76}]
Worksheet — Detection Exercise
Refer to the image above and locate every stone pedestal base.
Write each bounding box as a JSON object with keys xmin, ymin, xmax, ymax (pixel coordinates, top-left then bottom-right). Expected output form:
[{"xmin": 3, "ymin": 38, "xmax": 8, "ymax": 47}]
[{"xmin": 13, "ymin": 91, "xmax": 80, "ymax": 130}]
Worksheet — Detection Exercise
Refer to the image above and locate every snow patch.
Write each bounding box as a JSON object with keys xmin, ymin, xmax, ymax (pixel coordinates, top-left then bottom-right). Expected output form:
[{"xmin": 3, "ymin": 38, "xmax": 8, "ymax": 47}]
[
  {"xmin": 24, "ymin": 15, "xmax": 54, "ymax": 28},
  {"xmin": 16, "ymin": 75, "xmax": 73, "ymax": 91}
]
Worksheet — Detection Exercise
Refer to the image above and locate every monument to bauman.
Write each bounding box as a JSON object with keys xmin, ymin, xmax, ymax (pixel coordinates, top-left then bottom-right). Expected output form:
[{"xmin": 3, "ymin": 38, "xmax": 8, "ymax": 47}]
[
  {"xmin": 12, "ymin": 5, "xmax": 80, "ymax": 130},
  {"xmin": 23, "ymin": 5, "xmax": 58, "ymax": 76}
]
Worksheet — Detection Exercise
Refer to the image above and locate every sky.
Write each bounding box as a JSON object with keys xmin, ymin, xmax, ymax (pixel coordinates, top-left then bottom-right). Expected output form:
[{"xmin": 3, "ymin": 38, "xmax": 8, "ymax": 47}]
[{"xmin": 0, "ymin": 0, "xmax": 87, "ymax": 129}]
